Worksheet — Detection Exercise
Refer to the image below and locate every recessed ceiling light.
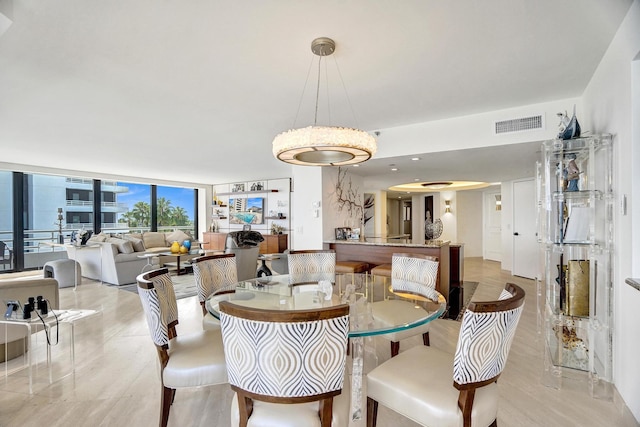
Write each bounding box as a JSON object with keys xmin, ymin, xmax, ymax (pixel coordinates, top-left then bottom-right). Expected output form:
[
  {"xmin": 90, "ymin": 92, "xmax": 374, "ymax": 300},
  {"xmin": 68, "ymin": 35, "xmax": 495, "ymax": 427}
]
[
  {"xmin": 391, "ymin": 167, "xmax": 398, "ymax": 171},
  {"xmin": 352, "ymin": 164, "xmax": 359, "ymax": 167},
  {"xmin": 411, "ymin": 157, "xmax": 420, "ymax": 161},
  {"xmin": 414, "ymin": 178, "xmax": 421, "ymax": 181}
]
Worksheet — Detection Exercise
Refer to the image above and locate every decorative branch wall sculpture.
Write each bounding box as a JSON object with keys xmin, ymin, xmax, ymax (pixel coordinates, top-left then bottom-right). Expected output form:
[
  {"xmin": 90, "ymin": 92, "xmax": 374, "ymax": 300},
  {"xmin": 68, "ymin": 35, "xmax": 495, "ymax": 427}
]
[{"xmin": 335, "ymin": 167, "xmax": 364, "ymax": 225}]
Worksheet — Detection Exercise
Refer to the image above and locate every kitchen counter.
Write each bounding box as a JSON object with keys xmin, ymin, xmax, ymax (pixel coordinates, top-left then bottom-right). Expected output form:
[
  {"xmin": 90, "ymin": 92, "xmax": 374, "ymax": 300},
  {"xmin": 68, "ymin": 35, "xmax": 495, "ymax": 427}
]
[{"xmin": 326, "ymin": 239, "xmax": 451, "ymax": 301}]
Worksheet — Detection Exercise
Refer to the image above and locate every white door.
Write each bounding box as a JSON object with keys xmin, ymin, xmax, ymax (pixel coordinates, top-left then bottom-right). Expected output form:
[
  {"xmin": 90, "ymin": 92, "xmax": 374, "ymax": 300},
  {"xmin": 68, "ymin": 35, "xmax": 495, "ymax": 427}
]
[
  {"xmin": 484, "ymin": 191, "xmax": 502, "ymax": 261},
  {"xmin": 513, "ymin": 179, "xmax": 537, "ymax": 279}
]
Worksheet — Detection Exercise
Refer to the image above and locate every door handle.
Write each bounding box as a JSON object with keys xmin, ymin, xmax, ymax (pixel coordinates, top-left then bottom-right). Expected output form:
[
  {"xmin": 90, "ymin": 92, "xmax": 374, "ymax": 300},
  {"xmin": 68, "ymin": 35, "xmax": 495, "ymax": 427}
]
[{"xmin": 513, "ymin": 232, "xmax": 519, "ymax": 236}]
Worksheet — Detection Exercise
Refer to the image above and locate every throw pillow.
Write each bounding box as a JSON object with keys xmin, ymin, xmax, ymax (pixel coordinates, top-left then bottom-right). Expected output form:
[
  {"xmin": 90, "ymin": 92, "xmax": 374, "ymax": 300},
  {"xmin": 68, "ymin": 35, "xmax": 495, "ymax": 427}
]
[
  {"xmin": 88, "ymin": 234, "xmax": 107, "ymax": 243},
  {"xmin": 124, "ymin": 235, "xmax": 146, "ymax": 252},
  {"xmin": 142, "ymin": 232, "xmax": 167, "ymax": 249},
  {"xmin": 166, "ymin": 229, "xmax": 190, "ymax": 245},
  {"xmin": 107, "ymin": 237, "xmax": 134, "ymax": 254}
]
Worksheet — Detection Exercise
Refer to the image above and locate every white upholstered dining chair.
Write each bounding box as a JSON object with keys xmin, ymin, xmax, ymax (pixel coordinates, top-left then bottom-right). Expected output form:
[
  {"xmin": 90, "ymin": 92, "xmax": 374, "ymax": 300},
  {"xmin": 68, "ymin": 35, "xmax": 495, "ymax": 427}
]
[
  {"xmin": 287, "ymin": 249, "xmax": 336, "ymax": 285},
  {"xmin": 366, "ymin": 283, "xmax": 525, "ymax": 427},
  {"xmin": 219, "ymin": 301, "xmax": 351, "ymax": 427},
  {"xmin": 136, "ymin": 268, "xmax": 228, "ymax": 427},
  {"xmin": 191, "ymin": 253, "xmax": 238, "ymax": 330},
  {"xmin": 370, "ymin": 253, "xmax": 439, "ymax": 357}
]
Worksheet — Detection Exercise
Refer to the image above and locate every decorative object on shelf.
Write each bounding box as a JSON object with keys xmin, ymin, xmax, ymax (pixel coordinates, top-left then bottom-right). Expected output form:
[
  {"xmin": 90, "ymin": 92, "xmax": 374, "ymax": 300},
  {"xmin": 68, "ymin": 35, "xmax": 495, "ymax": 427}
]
[
  {"xmin": 272, "ymin": 37, "xmax": 377, "ymax": 166},
  {"xmin": 170, "ymin": 241, "xmax": 180, "ymax": 254},
  {"xmin": 179, "ymin": 244, "xmax": 188, "ymax": 254},
  {"xmin": 55, "ymin": 207, "xmax": 64, "ymax": 244},
  {"xmin": 424, "ymin": 211, "xmax": 443, "ymax": 241},
  {"xmin": 249, "ymin": 181, "xmax": 264, "ymax": 191},
  {"xmin": 183, "ymin": 240, "xmax": 191, "ymax": 250},
  {"xmin": 557, "ymin": 105, "xmax": 581, "ymax": 140},
  {"xmin": 563, "ymin": 153, "xmax": 581, "ymax": 191},
  {"xmin": 232, "ymin": 183, "xmax": 245, "ymax": 192},
  {"xmin": 270, "ymin": 223, "xmax": 284, "ymax": 235}
]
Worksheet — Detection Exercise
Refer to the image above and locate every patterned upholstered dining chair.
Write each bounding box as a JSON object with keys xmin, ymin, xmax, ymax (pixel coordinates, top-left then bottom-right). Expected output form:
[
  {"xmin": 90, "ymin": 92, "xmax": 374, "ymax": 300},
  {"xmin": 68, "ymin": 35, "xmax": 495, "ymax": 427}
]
[
  {"xmin": 136, "ymin": 268, "xmax": 228, "ymax": 427},
  {"xmin": 366, "ymin": 283, "xmax": 525, "ymax": 427},
  {"xmin": 287, "ymin": 249, "xmax": 336, "ymax": 285},
  {"xmin": 370, "ymin": 253, "xmax": 439, "ymax": 357},
  {"xmin": 191, "ymin": 253, "xmax": 238, "ymax": 330},
  {"xmin": 219, "ymin": 301, "xmax": 351, "ymax": 427}
]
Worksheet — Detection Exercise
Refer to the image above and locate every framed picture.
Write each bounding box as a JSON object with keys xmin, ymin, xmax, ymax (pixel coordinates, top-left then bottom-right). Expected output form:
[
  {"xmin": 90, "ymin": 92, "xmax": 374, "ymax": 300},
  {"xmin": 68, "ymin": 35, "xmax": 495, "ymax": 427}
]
[
  {"xmin": 232, "ymin": 183, "xmax": 245, "ymax": 192},
  {"xmin": 335, "ymin": 227, "xmax": 351, "ymax": 240},
  {"xmin": 249, "ymin": 181, "xmax": 265, "ymax": 191},
  {"xmin": 229, "ymin": 197, "xmax": 265, "ymax": 224}
]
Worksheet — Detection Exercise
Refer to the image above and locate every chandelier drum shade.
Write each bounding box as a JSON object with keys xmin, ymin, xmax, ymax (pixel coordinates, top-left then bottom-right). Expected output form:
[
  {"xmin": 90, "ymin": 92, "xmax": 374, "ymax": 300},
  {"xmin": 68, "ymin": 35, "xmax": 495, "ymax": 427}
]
[{"xmin": 272, "ymin": 37, "xmax": 377, "ymax": 166}]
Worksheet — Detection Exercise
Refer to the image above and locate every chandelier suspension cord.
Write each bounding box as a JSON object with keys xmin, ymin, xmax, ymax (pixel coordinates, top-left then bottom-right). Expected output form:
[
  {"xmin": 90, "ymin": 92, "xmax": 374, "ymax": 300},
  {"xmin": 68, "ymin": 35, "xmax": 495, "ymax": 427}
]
[
  {"xmin": 332, "ymin": 55, "xmax": 360, "ymax": 129},
  {"xmin": 313, "ymin": 55, "xmax": 322, "ymax": 125},
  {"xmin": 292, "ymin": 56, "xmax": 316, "ymax": 128}
]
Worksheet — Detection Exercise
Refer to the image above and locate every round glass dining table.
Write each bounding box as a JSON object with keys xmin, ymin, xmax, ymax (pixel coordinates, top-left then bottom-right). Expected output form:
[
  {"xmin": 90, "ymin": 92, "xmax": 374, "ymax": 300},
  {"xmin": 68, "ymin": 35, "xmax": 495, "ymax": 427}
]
[
  {"xmin": 206, "ymin": 272, "xmax": 446, "ymax": 422},
  {"xmin": 205, "ymin": 273, "xmax": 446, "ymax": 337}
]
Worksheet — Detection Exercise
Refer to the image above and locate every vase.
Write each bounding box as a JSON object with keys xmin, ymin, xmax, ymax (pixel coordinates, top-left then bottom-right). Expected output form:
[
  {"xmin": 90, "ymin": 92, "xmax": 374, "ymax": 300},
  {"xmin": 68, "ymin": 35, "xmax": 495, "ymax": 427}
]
[
  {"xmin": 170, "ymin": 241, "xmax": 180, "ymax": 253},
  {"xmin": 183, "ymin": 240, "xmax": 191, "ymax": 250}
]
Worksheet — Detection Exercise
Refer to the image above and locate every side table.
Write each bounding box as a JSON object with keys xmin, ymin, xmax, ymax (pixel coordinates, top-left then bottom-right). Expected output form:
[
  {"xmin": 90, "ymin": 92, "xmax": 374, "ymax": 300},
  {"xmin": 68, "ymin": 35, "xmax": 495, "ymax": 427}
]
[{"xmin": 1, "ymin": 309, "xmax": 102, "ymax": 394}]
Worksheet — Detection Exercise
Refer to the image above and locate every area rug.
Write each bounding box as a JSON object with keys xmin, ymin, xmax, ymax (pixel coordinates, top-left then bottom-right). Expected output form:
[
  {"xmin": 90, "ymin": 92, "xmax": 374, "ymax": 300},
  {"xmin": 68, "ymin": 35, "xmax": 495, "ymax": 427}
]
[
  {"xmin": 117, "ymin": 274, "xmax": 198, "ymax": 300},
  {"xmin": 456, "ymin": 281, "xmax": 479, "ymax": 321}
]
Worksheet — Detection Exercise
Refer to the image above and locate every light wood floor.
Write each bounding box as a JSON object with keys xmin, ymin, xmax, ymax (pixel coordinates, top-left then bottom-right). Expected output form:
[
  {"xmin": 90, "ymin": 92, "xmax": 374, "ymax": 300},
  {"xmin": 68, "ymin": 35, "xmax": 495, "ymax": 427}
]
[{"xmin": 1, "ymin": 258, "xmax": 637, "ymax": 427}]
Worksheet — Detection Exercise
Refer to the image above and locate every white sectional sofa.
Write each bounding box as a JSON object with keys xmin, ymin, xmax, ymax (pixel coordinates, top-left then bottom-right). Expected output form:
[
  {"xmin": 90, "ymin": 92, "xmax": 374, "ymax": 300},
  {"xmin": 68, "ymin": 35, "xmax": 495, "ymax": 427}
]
[{"xmin": 68, "ymin": 230, "xmax": 196, "ymax": 286}]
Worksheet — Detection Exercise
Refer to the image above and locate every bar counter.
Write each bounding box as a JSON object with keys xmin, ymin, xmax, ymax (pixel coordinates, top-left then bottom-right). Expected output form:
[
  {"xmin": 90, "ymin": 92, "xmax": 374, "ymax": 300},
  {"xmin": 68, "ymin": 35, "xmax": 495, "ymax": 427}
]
[{"xmin": 325, "ymin": 239, "xmax": 450, "ymax": 301}]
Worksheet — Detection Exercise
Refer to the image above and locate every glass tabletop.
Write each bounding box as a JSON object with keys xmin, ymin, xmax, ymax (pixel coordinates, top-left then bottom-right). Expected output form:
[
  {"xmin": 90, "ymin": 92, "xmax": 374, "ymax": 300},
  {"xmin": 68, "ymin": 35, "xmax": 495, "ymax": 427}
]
[{"xmin": 205, "ymin": 273, "xmax": 446, "ymax": 338}]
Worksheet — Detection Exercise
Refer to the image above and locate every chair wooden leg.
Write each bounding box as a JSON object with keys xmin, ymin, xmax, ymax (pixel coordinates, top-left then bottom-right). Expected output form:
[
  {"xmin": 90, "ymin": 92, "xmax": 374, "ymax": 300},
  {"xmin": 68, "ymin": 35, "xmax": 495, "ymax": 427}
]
[
  {"xmin": 318, "ymin": 397, "xmax": 334, "ymax": 427},
  {"xmin": 160, "ymin": 386, "xmax": 173, "ymax": 427},
  {"xmin": 458, "ymin": 388, "xmax": 476, "ymax": 427},
  {"xmin": 390, "ymin": 341, "xmax": 400, "ymax": 357},
  {"xmin": 236, "ymin": 393, "xmax": 254, "ymax": 427},
  {"xmin": 367, "ymin": 397, "xmax": 378, "ymax": 427},
  {"xmin": 422, "ymin": 331, "xmax": 430, "ymax": 346}
]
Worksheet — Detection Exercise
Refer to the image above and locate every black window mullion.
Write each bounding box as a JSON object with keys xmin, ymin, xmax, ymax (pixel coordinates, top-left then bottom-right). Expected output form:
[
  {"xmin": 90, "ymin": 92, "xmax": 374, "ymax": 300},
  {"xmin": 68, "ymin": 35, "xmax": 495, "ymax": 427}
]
[{"xmin": 150, "ymin": 185, "xmax": 157, "ymax": 232}]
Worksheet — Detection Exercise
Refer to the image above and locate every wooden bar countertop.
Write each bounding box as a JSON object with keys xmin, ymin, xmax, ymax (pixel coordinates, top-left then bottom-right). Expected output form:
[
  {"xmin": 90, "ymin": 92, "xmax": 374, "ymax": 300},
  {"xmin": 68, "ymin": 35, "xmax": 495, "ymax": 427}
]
[{"xmin": 326, "ymin": 238, "xmax": 451, "ymax": 301}]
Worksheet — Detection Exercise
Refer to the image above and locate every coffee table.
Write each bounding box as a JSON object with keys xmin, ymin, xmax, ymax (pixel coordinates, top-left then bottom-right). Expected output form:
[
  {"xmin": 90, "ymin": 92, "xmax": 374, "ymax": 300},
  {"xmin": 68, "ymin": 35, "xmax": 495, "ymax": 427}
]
[{"xmin": 159, "ymin": 251, "xmax": 198, "ymax": 275}]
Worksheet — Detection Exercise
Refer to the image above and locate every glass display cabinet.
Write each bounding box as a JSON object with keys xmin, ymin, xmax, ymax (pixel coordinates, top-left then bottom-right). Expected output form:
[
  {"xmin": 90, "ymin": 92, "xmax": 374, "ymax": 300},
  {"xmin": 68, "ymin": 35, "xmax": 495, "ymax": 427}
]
[{"xmin": 536, "ymin": 134, "xmax": 613, "ymax": 399}]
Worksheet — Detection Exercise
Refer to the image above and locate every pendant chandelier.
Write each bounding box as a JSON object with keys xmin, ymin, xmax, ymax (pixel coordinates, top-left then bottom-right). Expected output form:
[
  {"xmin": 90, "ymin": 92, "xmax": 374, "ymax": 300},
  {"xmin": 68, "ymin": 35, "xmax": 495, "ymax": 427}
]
[{"xmin": 272, "ymin": 37, "xmax": 377, "ymax": 166}]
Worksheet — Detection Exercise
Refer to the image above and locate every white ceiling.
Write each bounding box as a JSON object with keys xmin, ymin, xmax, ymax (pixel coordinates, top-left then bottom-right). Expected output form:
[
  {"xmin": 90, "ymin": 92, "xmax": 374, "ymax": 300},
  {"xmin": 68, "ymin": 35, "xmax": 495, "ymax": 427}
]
[{"xmin": 0, "ymin": 0, "xmax": 632, "ymax": 191}]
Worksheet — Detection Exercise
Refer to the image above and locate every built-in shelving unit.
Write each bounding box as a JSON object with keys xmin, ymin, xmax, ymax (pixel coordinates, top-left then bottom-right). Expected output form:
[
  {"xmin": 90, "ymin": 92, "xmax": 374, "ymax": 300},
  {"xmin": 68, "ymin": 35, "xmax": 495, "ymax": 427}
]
[
  {"xmin": 208, "ymin": 178, "xmax": 291, "ymax": 251},
  {"xmin": 536, "ymin": 134, "xmax": 613, "ymax": 399}
]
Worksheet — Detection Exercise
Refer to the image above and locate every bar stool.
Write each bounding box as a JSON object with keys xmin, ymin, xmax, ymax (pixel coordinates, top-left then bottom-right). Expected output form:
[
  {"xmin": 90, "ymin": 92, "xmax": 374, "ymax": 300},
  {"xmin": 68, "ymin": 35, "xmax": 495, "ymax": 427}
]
[
  {"xmin": 370, "ymin": 263, "xmax": 392, "ymax": 299},
  {"xmin": 336, "ymin": 260, "xmax": 369, "ymax": 299}
]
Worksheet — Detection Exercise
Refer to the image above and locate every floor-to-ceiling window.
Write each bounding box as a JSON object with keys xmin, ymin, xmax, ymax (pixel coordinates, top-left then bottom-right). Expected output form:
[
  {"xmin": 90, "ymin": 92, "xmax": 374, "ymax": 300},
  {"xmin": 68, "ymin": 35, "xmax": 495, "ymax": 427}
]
[
  {"xmin": 0, "ymin": 172, "xmax": 199, "ymax": 274},
  {"xmin": 103, "ymin": 181, "xmax": 151, "ymax": 233},
  {"xmin": 156, "ymin": 185, "xmax": 197, "ymax": 237}
]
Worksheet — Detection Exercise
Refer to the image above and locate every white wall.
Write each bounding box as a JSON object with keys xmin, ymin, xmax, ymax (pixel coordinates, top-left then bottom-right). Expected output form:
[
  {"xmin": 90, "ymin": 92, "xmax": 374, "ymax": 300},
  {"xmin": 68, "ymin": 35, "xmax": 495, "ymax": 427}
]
[
  {"xmin": 456, "ymin": 191, "xmax": 483, "ymax": 257},
  {"xmin": 290, "ymin": 166, "xmax": 324, "ymax": 250},
  {"xmin": 581, "ymin": 0, "xmax": 640, "ymax": 419}
]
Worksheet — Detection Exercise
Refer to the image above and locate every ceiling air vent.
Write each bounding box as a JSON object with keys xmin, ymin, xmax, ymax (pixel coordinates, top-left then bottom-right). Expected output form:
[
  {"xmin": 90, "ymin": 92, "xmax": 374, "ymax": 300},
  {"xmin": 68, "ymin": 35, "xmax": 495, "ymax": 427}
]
[{"xmin": 494, "ymin": 114, "xmax": 544, "ymax": 135}]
